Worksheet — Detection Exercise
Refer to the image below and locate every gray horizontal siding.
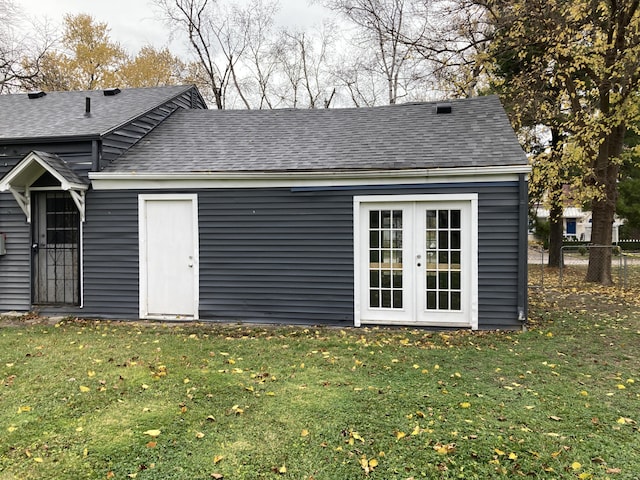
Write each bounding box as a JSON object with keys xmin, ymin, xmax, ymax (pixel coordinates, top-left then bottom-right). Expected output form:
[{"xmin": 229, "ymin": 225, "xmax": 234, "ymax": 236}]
[
  {"xmin": 0, "ymin": 193, "xmax": 31, "ymax": 311},
  {"xmin": 0, "ymin": 142, "xmax": 94, "ymax": 179},
  {"xmin": 477, "ymin": 185, "xmax": 521, "ymax": 329},
  {"xmin": 4, "ymin": 182, "xmax": 525, "ymax": 329},
  {"xmin": 198, "ymin": 189, "xmax": 354, "ymax": 325},
  {"xmin": 80, "ymin": 191, "xmax": 140, "ymax": 317}
]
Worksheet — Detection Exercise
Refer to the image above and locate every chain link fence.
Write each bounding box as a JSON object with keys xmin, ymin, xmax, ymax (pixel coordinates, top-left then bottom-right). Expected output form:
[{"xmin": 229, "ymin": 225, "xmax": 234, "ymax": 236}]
[{"xmin": 528, "ymin": 244, "xmax": 640, "ymax": 289}]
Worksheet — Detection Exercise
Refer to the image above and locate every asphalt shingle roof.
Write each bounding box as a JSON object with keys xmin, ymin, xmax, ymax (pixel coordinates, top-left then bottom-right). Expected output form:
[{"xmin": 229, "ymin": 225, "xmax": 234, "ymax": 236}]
[
  {"xmin": 105, "ymin": 95, "xmax": 526, "ymax": 174},
  {"xmin": 34, "ymin": 150, "xmax": 89, "ymax": 186},
  {"xmin": 0, "ymin": 85, "xmax": 196, "ymax": 141}
]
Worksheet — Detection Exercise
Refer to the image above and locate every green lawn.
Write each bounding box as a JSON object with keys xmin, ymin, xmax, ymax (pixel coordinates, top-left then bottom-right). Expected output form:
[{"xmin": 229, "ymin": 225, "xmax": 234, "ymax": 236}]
[{"xmin": 1, "ymin": 286, "xmax": 639, "ymax": 479}]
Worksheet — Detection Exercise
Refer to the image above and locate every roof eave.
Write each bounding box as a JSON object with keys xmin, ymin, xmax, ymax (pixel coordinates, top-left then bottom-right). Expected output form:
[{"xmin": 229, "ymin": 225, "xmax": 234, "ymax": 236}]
[
  {"xmin": 89, "ymin": 164, "xmax": 531, "ymax": 190},
  {"xmin": 0, "ymin": 134, "xmax": 100, "ymax": 145}
]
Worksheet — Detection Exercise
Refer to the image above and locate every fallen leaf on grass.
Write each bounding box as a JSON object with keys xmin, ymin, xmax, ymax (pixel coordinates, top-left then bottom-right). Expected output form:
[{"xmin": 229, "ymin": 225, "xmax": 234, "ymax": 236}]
[
  {"xmin": 79, "ymin": 385, "xmax": 91, "ymax": 393},
  {"xmin": 434, "ymin": 443, "xmax": 456, "ymax": 454},
  {"xmin": 360, "ymin": 456, "xmax": 378, "ymax": 474},
  {"xmin": 143, "ymin": 429, "xmax": 161, "ymax": 437},
  {"xmin": 213, "ymin": 455, "xmax": 224, "ymax": 464}
]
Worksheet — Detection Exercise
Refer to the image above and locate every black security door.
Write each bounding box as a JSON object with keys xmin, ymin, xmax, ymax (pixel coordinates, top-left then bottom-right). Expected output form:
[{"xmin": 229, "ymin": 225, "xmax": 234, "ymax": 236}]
[{"xmin": 32, "ymin": 192, "xmax": 80, "ymax": 305}]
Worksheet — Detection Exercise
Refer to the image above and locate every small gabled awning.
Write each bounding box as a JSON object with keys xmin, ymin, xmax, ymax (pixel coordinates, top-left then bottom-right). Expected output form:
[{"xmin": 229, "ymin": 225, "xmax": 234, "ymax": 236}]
[{"xmin": 0, "ymin": 151, "xmax": 89, "ymax": 222}]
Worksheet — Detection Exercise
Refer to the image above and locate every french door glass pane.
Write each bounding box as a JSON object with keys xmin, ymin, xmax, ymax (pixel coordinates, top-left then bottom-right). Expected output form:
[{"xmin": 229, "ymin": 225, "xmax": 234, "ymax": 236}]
[
  {"xmin": 425, "ymin": 209, "xmax": 462, "ymax": 311},
  {"xmin": 369, "ymin": 209, "xmax": 403, "ymax": 309}
]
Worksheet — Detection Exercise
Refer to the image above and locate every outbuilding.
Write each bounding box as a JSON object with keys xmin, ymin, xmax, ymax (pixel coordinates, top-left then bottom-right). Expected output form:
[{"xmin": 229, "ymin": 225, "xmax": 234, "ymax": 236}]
[{"xmin": 0, "ymin": 87, "xmax": 529, "ymax": 329}]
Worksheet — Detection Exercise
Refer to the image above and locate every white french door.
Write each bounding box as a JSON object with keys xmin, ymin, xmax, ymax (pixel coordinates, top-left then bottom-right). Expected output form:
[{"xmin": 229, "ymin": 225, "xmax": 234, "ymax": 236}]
[{"xmin": 355, "ymin": 195, "xmax": 477, "ymax": 328}]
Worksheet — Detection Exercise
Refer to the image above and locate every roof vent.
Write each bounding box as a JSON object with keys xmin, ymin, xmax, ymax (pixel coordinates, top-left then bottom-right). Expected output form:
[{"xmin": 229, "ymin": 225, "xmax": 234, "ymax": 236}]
[
  {"xmin": 103, "ymin": 87, "xmax": 121, "ymax": 96},
  {"xmin": 27, "ymin": 90, "xmax": 46, "ymax": 99},
  {"xmin": 436, "ymin": 103, "xmax": 452, "ymax": 114}
]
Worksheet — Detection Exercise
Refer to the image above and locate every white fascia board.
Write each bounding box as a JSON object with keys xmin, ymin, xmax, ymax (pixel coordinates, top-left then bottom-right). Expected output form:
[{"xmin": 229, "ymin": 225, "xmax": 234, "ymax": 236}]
[{"xmin": 89, "ymin": 165, "xmax": 531, "ymax": 190}]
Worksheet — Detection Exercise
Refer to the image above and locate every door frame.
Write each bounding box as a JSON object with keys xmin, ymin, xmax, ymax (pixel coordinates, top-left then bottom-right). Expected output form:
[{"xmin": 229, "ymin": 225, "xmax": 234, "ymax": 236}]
[
  {"xmin": 138, "ymin": 193, "xmax": 199, "ymax": 320},
  {"xmin": 353, "ymin": 194, "xmax": 478, "ymax": 329},
  {"xmin": 31, "ymin": 188, "xmax": 83, "ymax": 306}
]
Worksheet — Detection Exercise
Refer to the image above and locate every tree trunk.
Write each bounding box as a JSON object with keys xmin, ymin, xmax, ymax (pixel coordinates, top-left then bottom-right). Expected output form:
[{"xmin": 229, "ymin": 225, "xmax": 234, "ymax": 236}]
[
  {"xmin": 585, "ymin": 125, "xmax": 624, "ymax": 285},
  {"xmin": 548, "ymin": 200, "xmax": 564, "ymax": 267},
  {"xmin": 547, "ymin": 128, "xmax": 564, "ymax": 268},
  {"xmin": 585, "ymin": 197, "xmax": 614, "ymax": 284}
]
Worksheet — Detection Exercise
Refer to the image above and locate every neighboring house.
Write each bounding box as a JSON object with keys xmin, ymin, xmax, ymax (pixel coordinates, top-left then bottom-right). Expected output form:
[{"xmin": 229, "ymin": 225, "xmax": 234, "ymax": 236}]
[
  {"xmin": 0, "ymin": 89, "xmax": 530, "ymax": 330},
  {"xmin": 534, "ymin": 207, "xmax": 623, "ymax": 243}
]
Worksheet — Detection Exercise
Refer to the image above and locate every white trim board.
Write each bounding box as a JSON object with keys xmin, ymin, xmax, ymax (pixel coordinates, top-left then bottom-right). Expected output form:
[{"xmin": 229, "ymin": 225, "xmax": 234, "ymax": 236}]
[{"xmin": 90, "ymin": 165, "xmax": 530, "ymax": 190}]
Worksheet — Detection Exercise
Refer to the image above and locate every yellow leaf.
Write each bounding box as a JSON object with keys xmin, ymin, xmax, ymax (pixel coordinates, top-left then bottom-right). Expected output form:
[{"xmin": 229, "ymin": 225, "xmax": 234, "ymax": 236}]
[
  {"xmin": 143, "ymin": 429, "xmax": 161, "ymax": 437},
  {"xmin": 34, "ymin": 457, "xmax": 43, "ymax": 463},
  {"xmin": 395, "ymin": 431, "xmax": 406, "ymax": 440},
  {"xmin": 301, "ymin": 429, "xmax": 309, "ymax": 437},
  {"xmin": 508, "ymin": 452, "xmax": 518, "ymax": 460},
  {"xmin": 213, "ymin": 455, "xmax": 224, "ymax": 464},
  {"xmin": 87, "ymin": 370, "xmax": 96, "ymax": 377},
  {"xmin": 7, "ymin": 426, "xmax": 17, "ymax": 432},
  {"xmin": 411, "ymin": 425, "xmax": 421, "ymax": 436},
  {"xmin": 183, "ymin": 378, "xmax": 190, "ymax": 384},
  {"xmin": 571, "ymin": 461, "xmax": 582, "ymax": 470},
  {"xmin": 278, "ymin": 465, "xmax": 287, "ymax": 474},
  {"xmin": 616, "ymin": 384, "xmax": 626, "ymax": 390},
  {"xmin": 578, "ymin": 474, "xmax": 592, "ymax": 480},
  {"xmin": 18, "ymin": 406, "xmax": 31, "ymax": 413},
  {"xmin": 616, "ymin": 417, "xmax": 627, "ymax": 424},
  {"xmin": 195, "ymin": 432, "xmax": 205, "ymax": 439},
  {"xmin": 459, "ymin": 402, "xmax": 471, "ymax": 408},
  {"xmin": 369, "ymin": 458, "xmax": 378, "ymax": 468},
  {"xmin": 79, "ymin": 385, "xmax": 91, "ymax": 393},
  {"xmin": 494, "ymin": 448, "xmax": 505, "ymax": 456}
]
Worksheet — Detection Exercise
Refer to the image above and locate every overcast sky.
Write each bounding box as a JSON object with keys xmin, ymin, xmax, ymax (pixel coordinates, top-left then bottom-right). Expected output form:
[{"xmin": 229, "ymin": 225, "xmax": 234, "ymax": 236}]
[{"xmin": 17, "ymin": 0, "xmax": 330, "ymax": 56}]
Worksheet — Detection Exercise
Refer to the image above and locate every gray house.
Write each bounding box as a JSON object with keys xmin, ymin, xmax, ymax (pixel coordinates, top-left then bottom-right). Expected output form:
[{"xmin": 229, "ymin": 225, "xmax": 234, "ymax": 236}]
[{"xmin": 0, "ymin": 87, "xmax": 529, "ymax": 330}]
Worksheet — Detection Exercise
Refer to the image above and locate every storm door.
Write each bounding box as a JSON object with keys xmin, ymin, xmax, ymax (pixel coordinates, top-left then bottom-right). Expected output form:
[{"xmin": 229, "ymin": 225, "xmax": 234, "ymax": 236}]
[
  {"xmin": 32, "ymin": 192, "xmax": 80, "ymax": 305},
  {"xmin": 356, "ymin": 196, "xmax": 477, "ymax": 328}
]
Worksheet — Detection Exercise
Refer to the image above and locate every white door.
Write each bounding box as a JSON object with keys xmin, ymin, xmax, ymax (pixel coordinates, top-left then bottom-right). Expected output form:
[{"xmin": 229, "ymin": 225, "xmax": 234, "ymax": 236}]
[
  {"xmin": 355, "ymin": 195, "xmax": 477, "ymax": 328},
  {"xmin": 139, "ymin": 194, "xmax": 199, "ymax": 320}
]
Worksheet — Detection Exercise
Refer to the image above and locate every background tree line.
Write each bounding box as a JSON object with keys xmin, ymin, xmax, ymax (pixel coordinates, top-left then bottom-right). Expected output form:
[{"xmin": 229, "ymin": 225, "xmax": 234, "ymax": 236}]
[{"xmin": 1, "ymin": 0, "xmax": 639, "ymax": 284}]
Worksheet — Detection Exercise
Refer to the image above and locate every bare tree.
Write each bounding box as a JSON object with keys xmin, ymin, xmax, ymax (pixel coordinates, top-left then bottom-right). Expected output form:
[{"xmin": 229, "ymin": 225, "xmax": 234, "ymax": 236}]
[
  {"xmin": 233, "ymin": 0, "xmax": 280, "ymax": 108},
  {"xmin": 1, "ymin": 0, "xmax": 55, "ymax": 93},
  {"xmin": 322, "ymin": 0, "xmax": 433, "ymax": 105},
  {"xmin": 273, "ymin": 23, "xmax": 337, "ymax": 109},
  {"xmin": 154, "ymin": 0, "xmax": 231, "ymax": 108}
]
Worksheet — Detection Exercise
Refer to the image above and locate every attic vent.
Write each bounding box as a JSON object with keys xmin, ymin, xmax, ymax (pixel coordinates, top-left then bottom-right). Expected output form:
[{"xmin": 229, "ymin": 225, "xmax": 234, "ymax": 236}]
[
  {"xmin": 103, "ymin": 87, "xmax": 121, "ymax": 96},
  {"xmin": 27, "ymin": 91, "xmax": 46, "ymax": 99},
  {"xmin": 436, "ymin": 103, "xmax": 452, "ymax": 114}
]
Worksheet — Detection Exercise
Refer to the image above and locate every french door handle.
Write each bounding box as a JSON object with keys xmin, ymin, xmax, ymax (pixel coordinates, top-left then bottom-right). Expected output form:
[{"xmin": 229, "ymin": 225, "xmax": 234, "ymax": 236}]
[{"xmin": 31, "ymin": 243, "xmax": 39, "ymax": 253}]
